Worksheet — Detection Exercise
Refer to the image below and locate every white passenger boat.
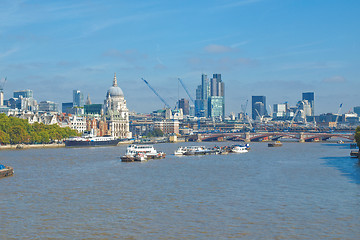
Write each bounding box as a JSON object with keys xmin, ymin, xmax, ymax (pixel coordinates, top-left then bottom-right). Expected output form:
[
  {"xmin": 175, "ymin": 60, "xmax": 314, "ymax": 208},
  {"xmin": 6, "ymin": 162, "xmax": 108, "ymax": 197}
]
[
  {"xmin": 175, "ymin": 146, "xmax": 218, "ymax": 155},
  {"xmin": 121, "ymin": 144, "xmax": 165, "ymax": 162},
  {"xmin": 175, "ymin": 146, "xmax": 206, "ymax": 155},
  {"xmin": 230, "ymin": 144, "xmax": 250, "ymax": 153}
]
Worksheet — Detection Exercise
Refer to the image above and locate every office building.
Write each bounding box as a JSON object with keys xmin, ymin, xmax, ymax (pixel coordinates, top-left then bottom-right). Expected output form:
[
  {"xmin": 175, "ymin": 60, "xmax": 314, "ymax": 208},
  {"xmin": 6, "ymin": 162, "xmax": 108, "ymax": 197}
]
[
  {"xmin": 10, "ymin": 89, "xmax": 37, "ymax": 111},
  {"xmin": 62, "ymin": 102, "xmax": 73, "ymax": 114},
  {"xmin": 252, "ymin": 96, "xmax": 267, "ymax": 120},
  {"xmin": 38, "ymin": 101, "xmax": 58, "ymax": 112},
  {"xmin": 178, "ymin": 98, "xmax": 190, "ymax": 115},
  {"xmin": 73, "ymin": 90, "xmax": 84, "ymax": 107},
  {"xmin": 84, "ymin": 104, "xmax": 102, "ymax": 115},
  {"xmin": 195, "ymin": 73, "xmax": 225, "ymax": 118},
  {"xmin": 14, "ymin": 89, "xmax": 33, "ymax": 98},
  {"xmin": 302, "ymin": 92, "xmax": 314, "ymax": 116},
  {"xmin": 354, "ymin": 106, "xmax": 360, "ymax": 116},
  {"xmin": 154, "ymin": 120, "xmax": 180, "ymax": 135},
  {"xmin": 273, "ymin": 103, "xmax": 287, "ymax": 119},
  {"xmin": 208, "ymin": 96, "xmax": 225, "ymax": 118},
  {"xmin": 195, "ymin": 74, "xmax": 209, "ymax": 117}
]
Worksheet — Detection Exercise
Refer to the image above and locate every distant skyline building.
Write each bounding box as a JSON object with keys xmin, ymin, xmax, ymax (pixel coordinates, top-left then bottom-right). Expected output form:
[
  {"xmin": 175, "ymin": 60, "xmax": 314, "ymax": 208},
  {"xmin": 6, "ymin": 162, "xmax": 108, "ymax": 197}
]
[
  {"xmin": 273, "ymin": 103, "xmax": 287, "ymax": 119},
  {"xmin": 14, "ymin": 89, "xmax": 33, "ymax": 99},
  {"xmin": 195, "ymin": 73, "xmax": 225, "ymax": 118},
  {"xmin": 178, "ymin": 98, "xmax": 189, "ymax": 115},
  {"xmin": 73, "ymin": 90, "xmax": 84, "ymax": 107},
  {"xmin": 354, "ymin": 106, "xmax": 360, "ymax": 116},
  {"xmin": 62, "ymin": 102, "xmax": 73, "ymax": 114},
  {"xmin": 39, "ymin": 100, "xmax": 58, "ymax": 112},
  {"xmin": 208, "ymin": 96, "xmax": 224, "ymax": 118},
  {"xmin": 302, "ymin": 92, "xmax": 314, "ymax": 116},
  {"xmin": 252, "ymin": 96, "xmax": 267, "ymax": 120},
  {"xmin": 10, "ymin": 89, "xmax": 37, "ymax": 112}
]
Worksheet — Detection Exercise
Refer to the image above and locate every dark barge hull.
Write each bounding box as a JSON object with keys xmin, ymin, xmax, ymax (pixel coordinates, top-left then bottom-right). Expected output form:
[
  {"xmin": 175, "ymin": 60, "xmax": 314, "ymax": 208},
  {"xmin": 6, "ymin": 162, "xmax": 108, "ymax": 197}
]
[{"xmin": 65, "ymin": 139, "xmax": 121, "ymax": 147}]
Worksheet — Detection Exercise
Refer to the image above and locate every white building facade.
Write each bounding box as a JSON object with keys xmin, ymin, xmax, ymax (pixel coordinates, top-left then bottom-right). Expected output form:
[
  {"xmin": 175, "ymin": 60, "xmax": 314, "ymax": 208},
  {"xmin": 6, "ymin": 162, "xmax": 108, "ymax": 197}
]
[{"xmin": 103, "ymin": 74, "xmax": 132, "ymax": 139}]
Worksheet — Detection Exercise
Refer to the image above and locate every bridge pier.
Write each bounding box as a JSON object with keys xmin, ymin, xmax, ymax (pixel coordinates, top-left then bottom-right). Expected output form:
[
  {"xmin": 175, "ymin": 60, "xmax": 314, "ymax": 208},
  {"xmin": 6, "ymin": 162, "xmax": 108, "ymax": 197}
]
[
  {"xmin": 298, "ymin": 132, "xmax": 305, "ymax": 143},
  {"xmin": 196, "ymin": 134, "xmax": 202, "ymax": 142},
  {"xmin": 245, "ymin": 132, "xmax": 251, "ymax": 142}
]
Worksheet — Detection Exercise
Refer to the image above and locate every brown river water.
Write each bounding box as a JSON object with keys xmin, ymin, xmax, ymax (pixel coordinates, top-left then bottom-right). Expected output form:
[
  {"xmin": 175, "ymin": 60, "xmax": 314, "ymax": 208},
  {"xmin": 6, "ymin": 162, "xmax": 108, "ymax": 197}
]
[{"xmin": 1, "ymin": 142, "xmax": 359, "ymax": 239}]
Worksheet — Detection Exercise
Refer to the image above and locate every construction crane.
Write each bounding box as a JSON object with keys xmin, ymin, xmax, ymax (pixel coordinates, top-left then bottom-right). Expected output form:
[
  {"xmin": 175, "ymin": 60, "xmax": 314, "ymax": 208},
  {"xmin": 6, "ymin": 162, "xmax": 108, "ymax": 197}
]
[
  {"xmin": 241, "ymin": 100, "xmax": 248, "ymax": 113},
  {"xmin": 290, "ymin": 108, "xmax": 300, "ymax": 128},
  {"xmin": 268, "ymin": 104, "xmax": 273, "ymax": 117},
  {"xmin": 177, "ymin": 78, "xmax": 195, "ymax": 105},
  {"xmin": 255, "ymin": 109, "xmax": 263, "ymax": 122},
  {"xmin": 335, "ymin": 103, "xmax": 343, "ymax": 127},
  {"xmin": 141, "ymin": 78, "xmax": 171, "ymax": 109}
]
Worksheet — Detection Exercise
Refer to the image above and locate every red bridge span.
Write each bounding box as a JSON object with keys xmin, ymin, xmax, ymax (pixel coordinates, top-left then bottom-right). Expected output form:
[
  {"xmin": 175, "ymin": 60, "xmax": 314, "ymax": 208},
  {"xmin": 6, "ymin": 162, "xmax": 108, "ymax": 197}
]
[{"xmin": 187, "ymin": 132, "xmax": 354, "ymax": 142}]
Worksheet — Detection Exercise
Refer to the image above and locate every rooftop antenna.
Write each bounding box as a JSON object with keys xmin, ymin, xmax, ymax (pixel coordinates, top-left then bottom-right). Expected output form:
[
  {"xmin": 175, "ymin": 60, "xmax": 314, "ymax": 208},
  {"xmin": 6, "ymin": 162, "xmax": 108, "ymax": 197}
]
[
  {"xmin": 0, "ymin": 76, "xmax": 6, "ymax": 106},
  {"xmin": 0, "ymin": 76, "xmax": 6, "ymax": 91}
]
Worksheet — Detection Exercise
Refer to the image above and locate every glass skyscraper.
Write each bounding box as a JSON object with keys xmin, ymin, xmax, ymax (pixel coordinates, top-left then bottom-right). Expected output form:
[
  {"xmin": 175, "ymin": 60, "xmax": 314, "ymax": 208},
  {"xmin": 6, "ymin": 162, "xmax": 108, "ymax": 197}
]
[
  {"xmin": 252, "ymin": 96, "xmax": 267, "ymax": 120},
  {"xmin": 302, "ymin": 92, "xmax": 314, "ymax": 116},
  {"xmin": 73, "ymin": 90, "xmax": 84, "ymax": 107},
  {"xmin": 195, "ymin": 73, "xmax": 225, "ymax": 118}
]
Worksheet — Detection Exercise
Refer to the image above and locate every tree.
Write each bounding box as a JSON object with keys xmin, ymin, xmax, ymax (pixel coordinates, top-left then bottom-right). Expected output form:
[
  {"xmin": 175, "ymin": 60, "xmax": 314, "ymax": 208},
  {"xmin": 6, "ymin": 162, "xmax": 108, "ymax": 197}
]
[
  {"xmin": 146, "ymin": 128, "xmax": 164, "ymax": 137},
  {"xmin": 0, "ymin": 129, "xmax": 10, "ymax": 145},
  {"xmin": 0, "ymin": 114, "xmax": 79, "ymax": 145},
  {"xmin": 355, "ymin": 126, "xmax": 360, "ymax": 148}
]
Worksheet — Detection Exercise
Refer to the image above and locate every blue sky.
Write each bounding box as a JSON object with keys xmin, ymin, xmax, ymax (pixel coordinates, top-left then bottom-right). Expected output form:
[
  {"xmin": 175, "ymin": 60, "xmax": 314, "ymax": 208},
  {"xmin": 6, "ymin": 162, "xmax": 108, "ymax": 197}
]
[{"xmin": 0, "ymin": 0, "xmax": 359, "ymax": 115}]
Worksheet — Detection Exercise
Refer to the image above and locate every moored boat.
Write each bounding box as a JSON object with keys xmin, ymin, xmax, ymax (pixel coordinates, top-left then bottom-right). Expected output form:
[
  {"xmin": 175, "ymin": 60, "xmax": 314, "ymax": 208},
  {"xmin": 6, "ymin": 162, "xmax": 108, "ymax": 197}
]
[
  {"xmin": 65, "ymin": 130, "xmax": 120, "ymax": 147},
  {"xmin": 268, "ymin": 141, "xmax": 283, "ymax": 147},
  {"xmin": 230, "ymin": 144, "xmax": 249, "ymax": 153},
  {"xmin": 0, "ymin": 164, "xmax": 14, "ymax": 178},
  {"xmin": 350, "ymin": 150, "xmax": 359, "ymax": 158},
  {"xmin": 121, "ymin": 144, "xmax": 165, "ymax": 162},
  {"xmin": 175, "ymin": 146, "xmax": 206, "ymax": 155}
]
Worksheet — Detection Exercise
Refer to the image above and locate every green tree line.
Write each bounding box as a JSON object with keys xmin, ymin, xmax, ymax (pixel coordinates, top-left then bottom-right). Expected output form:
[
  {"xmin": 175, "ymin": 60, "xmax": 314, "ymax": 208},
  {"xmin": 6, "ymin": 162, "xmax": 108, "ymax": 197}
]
[
  {"xmin": 355, "ymin": 126, "xmax": 360, "ymax": 148},
  {"xmin": 146, "ymin": 128, "xmax": 164, "ymax": 138},
  {"xmin": 0, "ymin": 113, "xmax": 79, "ymax": 145}
]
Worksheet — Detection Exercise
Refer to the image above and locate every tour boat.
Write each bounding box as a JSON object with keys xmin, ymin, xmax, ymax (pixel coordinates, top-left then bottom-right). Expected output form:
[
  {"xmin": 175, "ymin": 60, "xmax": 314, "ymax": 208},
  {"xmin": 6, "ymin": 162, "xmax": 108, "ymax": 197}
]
[{"xmin": 121, "ymin": 144, "xmax": 165, "ymax": 162}]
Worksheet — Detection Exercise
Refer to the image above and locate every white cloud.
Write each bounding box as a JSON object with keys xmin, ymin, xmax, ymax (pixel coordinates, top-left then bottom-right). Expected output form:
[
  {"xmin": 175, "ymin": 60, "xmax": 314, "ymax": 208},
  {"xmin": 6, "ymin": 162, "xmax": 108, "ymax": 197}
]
[
  {"xmin": 0, "ymin": 47, "xmax": 18, "ymax": 58},
  {"xmin": 322, "ymin": 76, "xmax": 346, "ymax": 83},
  {"xmin": 204, "ymin": 44, "xmax": 235, "ymax": 53}
]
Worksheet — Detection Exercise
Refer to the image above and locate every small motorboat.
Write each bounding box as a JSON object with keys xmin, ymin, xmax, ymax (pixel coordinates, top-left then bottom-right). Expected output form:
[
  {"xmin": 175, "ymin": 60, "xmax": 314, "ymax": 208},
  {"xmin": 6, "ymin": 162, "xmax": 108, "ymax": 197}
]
[
  {"xmin": 268, "ymin": 141, "xmax": 283, "ymax": 147},
  {"xmin": 0, "ymin": 164, "xmax": 14, "ymax": 178},
  {"xmin": 230, "ymin": 144, "xmax": 249, "ymax": 153}
]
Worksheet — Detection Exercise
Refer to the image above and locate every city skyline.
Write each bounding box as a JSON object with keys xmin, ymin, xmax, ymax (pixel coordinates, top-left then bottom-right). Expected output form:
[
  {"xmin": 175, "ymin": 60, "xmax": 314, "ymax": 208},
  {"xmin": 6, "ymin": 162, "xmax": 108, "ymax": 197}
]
[{"xmin": 0, "ymin": 0, "xmax": 359, "ymax": 114}]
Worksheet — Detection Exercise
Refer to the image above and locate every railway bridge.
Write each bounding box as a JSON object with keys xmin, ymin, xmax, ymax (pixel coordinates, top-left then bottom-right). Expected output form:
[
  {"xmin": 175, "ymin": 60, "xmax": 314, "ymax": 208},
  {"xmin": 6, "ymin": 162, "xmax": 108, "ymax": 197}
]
[{"xmin": 186, "ymin": 132, "xmax": 354, "ymax": 142}]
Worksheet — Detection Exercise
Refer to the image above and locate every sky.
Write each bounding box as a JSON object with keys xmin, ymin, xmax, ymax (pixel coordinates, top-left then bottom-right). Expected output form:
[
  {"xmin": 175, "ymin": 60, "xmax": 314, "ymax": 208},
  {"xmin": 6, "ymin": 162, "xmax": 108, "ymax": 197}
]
[{"xmin": 0, "ymin": 0, "xmax": 359, "ymax": 115}]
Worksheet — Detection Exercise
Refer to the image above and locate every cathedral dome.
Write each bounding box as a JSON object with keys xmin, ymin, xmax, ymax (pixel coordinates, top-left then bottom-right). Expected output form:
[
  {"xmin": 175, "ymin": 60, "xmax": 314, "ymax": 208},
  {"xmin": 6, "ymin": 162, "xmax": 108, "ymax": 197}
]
[
  {"xmin": 107, "ymin": 73, "xmax": 124, "ymax": 97},
  {"xmin": 108, "ymin": 86, "xmax": 123, "ymax": 97}
]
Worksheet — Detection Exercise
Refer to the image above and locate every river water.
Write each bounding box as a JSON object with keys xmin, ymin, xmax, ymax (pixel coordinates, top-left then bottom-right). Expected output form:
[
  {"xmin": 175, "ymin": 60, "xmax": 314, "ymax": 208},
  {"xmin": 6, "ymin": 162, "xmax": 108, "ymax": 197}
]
[{"xmin": 0, "ymin": 142, "xmax": 359, "ymax": 239}]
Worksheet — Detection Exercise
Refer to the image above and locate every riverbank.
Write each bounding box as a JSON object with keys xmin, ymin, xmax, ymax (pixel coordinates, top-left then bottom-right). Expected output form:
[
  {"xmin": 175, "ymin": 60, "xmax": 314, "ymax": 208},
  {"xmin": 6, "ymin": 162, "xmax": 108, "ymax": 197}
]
[
  {"xmin": 0, "ymin": 141, "xmax": 133, "ymax": 150},
  {"xmin": 0, "ymin": 143, "xmax": 65, "ymax": 150}
]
